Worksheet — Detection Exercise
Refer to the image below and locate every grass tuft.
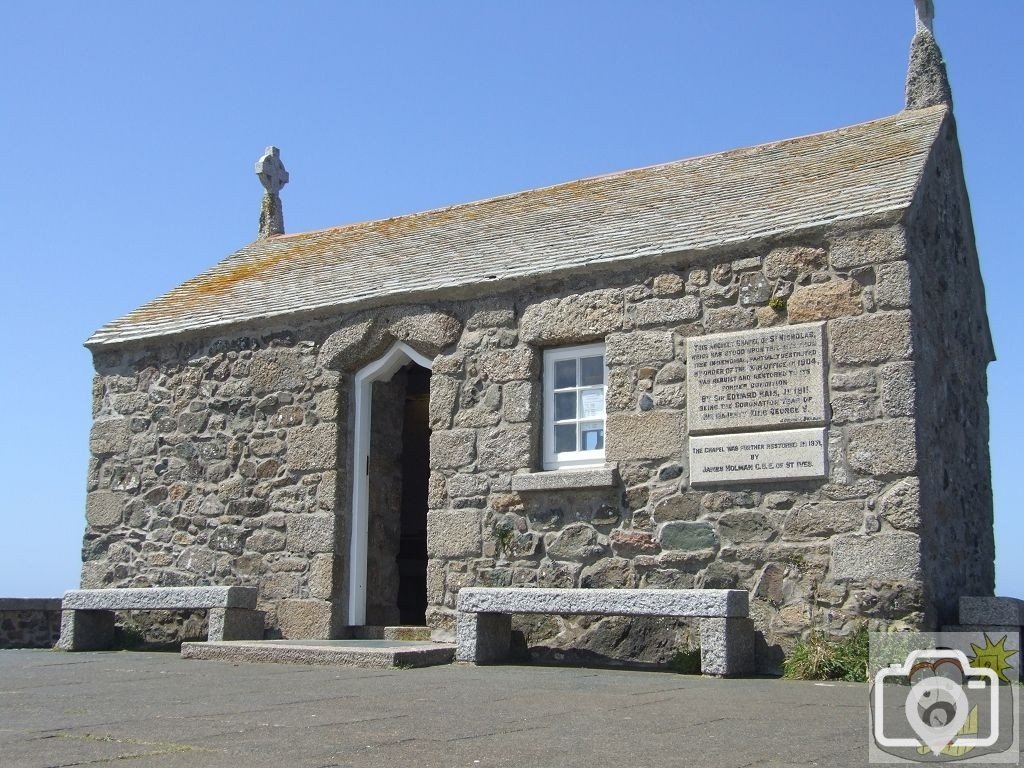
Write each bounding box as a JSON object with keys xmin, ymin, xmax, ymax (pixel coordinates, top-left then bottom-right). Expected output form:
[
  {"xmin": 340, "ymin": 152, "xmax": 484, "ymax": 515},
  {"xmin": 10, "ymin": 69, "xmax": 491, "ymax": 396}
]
[
  {"xmin": 668, "ymin": 647, "xmax": 702, "ymax": 675},
  {"xmin": 783, "ymin": 624, "xmax": 869, "ymax": 682}
]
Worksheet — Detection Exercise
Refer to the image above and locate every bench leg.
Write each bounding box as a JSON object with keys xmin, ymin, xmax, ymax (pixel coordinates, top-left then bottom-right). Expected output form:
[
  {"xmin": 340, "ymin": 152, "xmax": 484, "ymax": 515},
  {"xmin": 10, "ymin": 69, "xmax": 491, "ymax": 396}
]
[
  {"xmin": 208, "ymin": 608, "xmax": 265, "ymax": 642},
  {"xmin": 699, "ymin": 617, "xmax": 754, "ymax": 677},
  {"xmin": 456, "ymin": 612, "xmax": 511, "ymax": 663},
  {"xmin": 57, "ymin": 610, "xmax": 115, "ymax": 651}
]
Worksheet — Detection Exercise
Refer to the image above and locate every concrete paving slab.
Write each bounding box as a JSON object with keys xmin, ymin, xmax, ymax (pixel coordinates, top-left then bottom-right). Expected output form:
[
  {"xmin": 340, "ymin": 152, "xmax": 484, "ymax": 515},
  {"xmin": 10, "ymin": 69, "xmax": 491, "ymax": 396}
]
[{"xmin": 1, "ymin": 649, "xmax": 873, "ymax": 767}]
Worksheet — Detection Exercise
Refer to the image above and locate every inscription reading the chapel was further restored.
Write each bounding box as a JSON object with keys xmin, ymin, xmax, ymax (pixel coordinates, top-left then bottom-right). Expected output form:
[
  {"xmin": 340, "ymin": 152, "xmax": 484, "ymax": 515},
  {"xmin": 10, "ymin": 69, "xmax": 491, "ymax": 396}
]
[
  {"xmin": 689, "ymin": 427, "xmax": 828, "ymax": 486},
  {"xmin": 687, "ymin": 324, "xmax": 826, "ymax": 434}
]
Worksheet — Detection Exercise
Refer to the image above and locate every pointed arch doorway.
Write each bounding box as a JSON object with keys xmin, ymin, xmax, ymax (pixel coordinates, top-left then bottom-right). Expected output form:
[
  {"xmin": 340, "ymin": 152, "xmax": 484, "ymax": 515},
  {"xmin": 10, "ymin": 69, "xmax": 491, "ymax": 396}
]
[{"xmin": 348, "ymin": 341, "xmax": 432, "ymax": 628}]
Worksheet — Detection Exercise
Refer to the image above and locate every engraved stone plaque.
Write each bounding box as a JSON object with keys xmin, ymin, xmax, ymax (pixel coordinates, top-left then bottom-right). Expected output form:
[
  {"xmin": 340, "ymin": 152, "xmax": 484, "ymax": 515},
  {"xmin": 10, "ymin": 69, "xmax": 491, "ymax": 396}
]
[
  {"xmin": 687, "ymin": 324, "xmax": 826, "ymax": 434},
  {"xmin": 689, "ymin": 427, "xmax": 828, "ymax": 486}
]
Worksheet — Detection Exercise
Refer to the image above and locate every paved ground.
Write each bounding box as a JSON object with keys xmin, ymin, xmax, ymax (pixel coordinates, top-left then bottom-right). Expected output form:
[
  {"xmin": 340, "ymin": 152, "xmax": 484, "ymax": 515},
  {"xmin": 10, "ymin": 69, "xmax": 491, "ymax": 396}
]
[{"xmin": 1, "ymin": 649, "xmax": 870, "ymax": 768}]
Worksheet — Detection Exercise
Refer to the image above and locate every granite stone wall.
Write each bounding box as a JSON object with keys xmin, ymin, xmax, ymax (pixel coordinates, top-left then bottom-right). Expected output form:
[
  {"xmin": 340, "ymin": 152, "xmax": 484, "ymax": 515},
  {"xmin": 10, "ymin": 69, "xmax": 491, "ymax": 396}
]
[
  {"xmin": 905, "ymin": 115, "xmax": 995, "ymax": 624},
  {"xmin": 0, "ymin": 599, "xmax": 62, "ymax": 649},
  {"xmin": 86, "ymin": 330, "xmax": 345, "ymax": 639},
  {"xmin": 82, "ymin": 195, "xmax": 991, "ymax": 669},
  {"xmin": 403, "ymin": 225, "xmax": 931, "ymax": 672}
]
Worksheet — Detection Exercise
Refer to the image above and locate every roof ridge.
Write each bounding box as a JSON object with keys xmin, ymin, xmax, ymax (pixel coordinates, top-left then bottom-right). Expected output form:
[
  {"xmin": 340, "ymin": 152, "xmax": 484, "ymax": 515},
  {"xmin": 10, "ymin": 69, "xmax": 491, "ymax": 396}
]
[{"xmin": 268, "ymin": 106, "xmax": 948, "ymax": 244}]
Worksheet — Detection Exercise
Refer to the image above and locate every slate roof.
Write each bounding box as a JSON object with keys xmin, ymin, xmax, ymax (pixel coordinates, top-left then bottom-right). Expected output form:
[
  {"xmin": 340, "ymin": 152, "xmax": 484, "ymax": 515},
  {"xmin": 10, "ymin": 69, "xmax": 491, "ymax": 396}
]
[{"xmin": 87, "ymin": 105, "xmax": 948, "ymax": 348}]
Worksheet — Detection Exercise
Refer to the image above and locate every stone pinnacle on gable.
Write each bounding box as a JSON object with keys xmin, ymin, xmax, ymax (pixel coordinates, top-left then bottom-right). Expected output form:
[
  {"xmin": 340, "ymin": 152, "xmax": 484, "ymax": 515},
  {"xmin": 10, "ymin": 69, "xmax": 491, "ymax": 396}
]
[
  {"xmin": 256, "ymin": 146, "xmax": 289, "ymax": 238},
  {"xmin": 906, "ymin": 0, "xmax": 953, "ymax": 110}
]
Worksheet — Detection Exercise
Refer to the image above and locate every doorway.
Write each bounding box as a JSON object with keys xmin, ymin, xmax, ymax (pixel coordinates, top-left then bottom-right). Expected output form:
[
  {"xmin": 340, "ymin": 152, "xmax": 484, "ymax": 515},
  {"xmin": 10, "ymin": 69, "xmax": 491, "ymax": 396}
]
[
  {"xmin": 348, "ymin": 342, "xmax": 433, "ymax": 628},
  {"xmin": 396, "ymin": 364, "xmax": 429, "ymax": 625}
]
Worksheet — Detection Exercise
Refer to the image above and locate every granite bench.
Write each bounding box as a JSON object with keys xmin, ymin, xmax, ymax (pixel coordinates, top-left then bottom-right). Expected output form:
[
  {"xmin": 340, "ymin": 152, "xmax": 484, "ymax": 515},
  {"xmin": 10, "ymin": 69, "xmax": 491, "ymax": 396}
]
[
  {"xmin": 455, "ymin": 587, "xmax": 754, "ymax": 676},
  {"xmin": 942, "ymin": 595, "xmax": 1024, "ymax": 634},
  {"xmin": 57, "ymin": 587, "xmax": 264, "ymax": 651}
]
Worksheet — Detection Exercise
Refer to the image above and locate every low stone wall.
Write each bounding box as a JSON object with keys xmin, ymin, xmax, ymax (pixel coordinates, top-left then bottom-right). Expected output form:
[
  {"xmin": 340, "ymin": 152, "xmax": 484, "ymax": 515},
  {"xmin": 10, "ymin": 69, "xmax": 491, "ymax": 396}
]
[{"xmin": 0, "ymin": 599, "xmax": 62, "ymax": 649}]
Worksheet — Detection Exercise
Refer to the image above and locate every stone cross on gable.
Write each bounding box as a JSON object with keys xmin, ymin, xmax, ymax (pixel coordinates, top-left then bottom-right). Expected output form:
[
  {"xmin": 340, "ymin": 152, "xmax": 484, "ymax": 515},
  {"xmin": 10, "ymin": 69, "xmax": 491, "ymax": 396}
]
[
  {"xmin": 914, "ymin": 0, "xmax": 935, "ymax": 33},
  {"xmin": 256, "ymin": 146, "xmax": 289, "ymax": 195},
  {"xmin": 256, "ymin": 146, "xmax": 288, "ymax": 237}
]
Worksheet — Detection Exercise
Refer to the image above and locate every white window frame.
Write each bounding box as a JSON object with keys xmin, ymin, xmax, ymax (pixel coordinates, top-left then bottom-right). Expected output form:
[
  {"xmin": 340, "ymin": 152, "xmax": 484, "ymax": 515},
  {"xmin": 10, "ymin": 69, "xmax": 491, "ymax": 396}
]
[{"xmin": 542, "ymin": 343, "xmax": 608, "ymax": 470}]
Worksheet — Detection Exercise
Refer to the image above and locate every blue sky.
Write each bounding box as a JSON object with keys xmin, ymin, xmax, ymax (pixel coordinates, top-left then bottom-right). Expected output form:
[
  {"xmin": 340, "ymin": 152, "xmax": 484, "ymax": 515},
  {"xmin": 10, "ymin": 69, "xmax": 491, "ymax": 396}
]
[{"xmin": 2, "ymin": 1, "xmax": 1021, "ymax": 600}]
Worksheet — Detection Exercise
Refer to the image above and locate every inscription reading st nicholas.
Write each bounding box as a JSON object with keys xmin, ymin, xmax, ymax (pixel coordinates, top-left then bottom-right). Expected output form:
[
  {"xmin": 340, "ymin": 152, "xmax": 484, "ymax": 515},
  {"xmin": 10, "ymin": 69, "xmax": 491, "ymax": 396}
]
[{"xmin": 687, "ymin": 324, "xmax": 826, "ymax": 434}]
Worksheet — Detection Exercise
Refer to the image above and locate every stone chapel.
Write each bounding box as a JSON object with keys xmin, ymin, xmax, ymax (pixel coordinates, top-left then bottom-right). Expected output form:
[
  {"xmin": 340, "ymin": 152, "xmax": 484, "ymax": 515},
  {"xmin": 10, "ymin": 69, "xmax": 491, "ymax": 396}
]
[{"xmin": 78, "ymin": 6, "xmax": 994, "ymax": 670}]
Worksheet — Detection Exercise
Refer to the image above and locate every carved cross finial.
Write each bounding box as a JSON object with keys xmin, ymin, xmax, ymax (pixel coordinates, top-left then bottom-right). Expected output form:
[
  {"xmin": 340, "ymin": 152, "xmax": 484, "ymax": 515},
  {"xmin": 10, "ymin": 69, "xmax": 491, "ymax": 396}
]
[
  {"xmin": 256, "ymin": 146, "xmax": 289, "ymax": 194},
  {"xmin": 255, "ymin": 146, "xmax": 288, "ymax": 237},
  {"xmin": 915, "ymin": 0, "xmax": 935, "ymax": 33}
]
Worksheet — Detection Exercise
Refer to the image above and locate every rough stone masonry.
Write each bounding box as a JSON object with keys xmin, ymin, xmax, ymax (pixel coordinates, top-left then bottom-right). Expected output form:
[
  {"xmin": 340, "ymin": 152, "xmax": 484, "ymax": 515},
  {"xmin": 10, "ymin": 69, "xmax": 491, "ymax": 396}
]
[{"xmin": 75, "ymin": 9, "xmax": 993, "ymax": 673}]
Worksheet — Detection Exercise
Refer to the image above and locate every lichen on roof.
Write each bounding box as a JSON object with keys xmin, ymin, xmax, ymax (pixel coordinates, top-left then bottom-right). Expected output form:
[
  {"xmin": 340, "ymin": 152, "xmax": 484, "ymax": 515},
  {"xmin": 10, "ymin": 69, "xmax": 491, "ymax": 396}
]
[
  {"xmin": 194, "ymin": 251, "xmax": 291, "ymax": 296},
  {"xmin": 87, "ymin": 105, "xmax": 949, "ymax": 348}
]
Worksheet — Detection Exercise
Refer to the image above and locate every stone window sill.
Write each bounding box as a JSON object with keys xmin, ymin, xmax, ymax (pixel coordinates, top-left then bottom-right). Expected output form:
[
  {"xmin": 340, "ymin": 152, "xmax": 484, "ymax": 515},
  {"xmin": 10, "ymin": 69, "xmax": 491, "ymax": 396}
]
[{"xmin": 510, "ymin": 466, "xmax": 619, "ymax": 492}]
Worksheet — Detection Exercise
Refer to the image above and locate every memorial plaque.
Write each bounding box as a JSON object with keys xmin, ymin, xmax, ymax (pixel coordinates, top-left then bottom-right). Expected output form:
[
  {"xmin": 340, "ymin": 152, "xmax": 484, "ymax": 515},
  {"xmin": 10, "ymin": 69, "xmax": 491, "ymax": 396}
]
[
  {"xmin": 689, "ymin": 427, "xmax": 828, "ymax": 486},
  {"xmin": 687, "ymin": 324, "xmax": 826, "ymax": 434}
]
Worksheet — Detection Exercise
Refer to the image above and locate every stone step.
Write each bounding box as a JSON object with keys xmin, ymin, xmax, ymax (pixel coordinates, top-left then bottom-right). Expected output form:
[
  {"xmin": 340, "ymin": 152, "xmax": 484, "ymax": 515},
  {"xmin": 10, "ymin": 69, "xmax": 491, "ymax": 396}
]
[
  {"xmin": 181, "ymin": 639, "xmax": 454, "ymax": 669},
  {"xmin": 348, "ymin": 625, "xmax": 432, "ymax": 641}
]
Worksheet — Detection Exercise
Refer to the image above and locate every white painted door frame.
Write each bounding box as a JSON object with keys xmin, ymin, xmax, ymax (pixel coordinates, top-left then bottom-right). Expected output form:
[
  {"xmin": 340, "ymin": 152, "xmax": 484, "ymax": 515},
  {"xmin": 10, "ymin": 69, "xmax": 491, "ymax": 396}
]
[{"xmin": 348, "ymin": 341, "xmax": 434, "ymax": 626}]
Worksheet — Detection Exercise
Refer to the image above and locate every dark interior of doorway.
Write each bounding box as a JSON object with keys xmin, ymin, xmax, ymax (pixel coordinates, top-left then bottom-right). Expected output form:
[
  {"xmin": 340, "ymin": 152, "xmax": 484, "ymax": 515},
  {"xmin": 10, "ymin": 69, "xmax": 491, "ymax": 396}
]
[{"xmin": 397, "ymin": 363, "xmax": 430, "ymax": 625}]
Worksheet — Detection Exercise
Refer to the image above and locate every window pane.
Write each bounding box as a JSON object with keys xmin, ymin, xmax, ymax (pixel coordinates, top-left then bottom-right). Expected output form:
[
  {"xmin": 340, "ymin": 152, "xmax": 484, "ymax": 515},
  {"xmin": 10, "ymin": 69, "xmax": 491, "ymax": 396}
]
[
  {"xmin": 554, "ymin": 392, "xmax": 576, "ymax": 421},
  {"xmin": 554, "ymin": 359, "xmax": 576, "ymax": 389},
  {"xmin": 555, "ymin": 424, "xmax": 577, "ymax": 453},
  {"xmin": 579, "ymin": 388, "xmax": 604, "ymax": 419},
  {"xmin": 580, "ymin": 355, "xmax": 603, "ymax": 386},
  {"xmin": 580, "ymin": 422, "xmax": 604, "ymax": 451}
]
